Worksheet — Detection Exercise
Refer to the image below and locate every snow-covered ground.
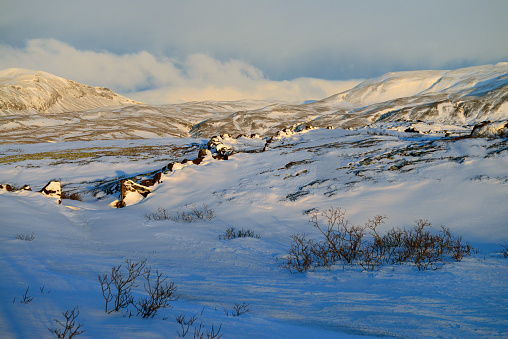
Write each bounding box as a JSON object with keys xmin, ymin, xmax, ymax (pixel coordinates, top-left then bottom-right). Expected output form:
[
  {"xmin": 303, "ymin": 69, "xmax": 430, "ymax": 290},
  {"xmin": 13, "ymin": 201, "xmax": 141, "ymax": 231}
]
[{"xmin": 1, "ymin": 127, "xmax": 508, "ymax": 338}]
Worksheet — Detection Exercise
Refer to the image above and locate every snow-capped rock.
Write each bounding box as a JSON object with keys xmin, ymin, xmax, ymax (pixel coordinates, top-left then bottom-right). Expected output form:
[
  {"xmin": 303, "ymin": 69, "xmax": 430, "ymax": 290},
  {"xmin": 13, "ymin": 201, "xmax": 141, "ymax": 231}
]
[{"xmin": 39, "ymin": 180, "xmax": 62, "ymax": 204}]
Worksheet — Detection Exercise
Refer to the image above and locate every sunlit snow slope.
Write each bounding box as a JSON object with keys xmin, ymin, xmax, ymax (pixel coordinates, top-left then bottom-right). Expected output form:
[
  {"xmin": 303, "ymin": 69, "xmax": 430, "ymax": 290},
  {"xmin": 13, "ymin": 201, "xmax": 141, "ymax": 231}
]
[{"xmin": 0, "ymin": 68, "xmax": 141, "ymax": 115}]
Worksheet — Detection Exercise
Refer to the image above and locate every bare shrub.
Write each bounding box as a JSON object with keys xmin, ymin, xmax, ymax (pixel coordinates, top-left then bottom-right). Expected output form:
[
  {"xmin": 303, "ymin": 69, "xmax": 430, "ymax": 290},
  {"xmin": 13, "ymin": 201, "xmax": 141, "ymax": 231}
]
[
  {"xmin": 98, "ymin": 259, "xmax": 147, "ymax": 313},
  {"xmin": 135, "ymin": 268, "xmax": 178, "ymax": 318},
  {"xmin": 279, "ymin": 233, "xmax": 316, "ymax": 272},
  {"xmin": 48, "ymin": 306, "xmax": 85, "ymax": 338},
  {"xmin": 176, "ymin": 314, "xmax": 222, "ymax": 338},
  {"xmin": 145, "ymin": 207, "xmax": 171, "ymax": 221},
  {"xmin": 16, "ymin": 233, "xmax": 35, "ymax": 241},
  {"xmin": 232, "ymin": 302, "xmax": 250, "ymax": 316},
  {"xmin": 223, "ymin": 302, "xmax": 251, "ymax": 317},
  {"xmin": 176, "ymin": 314, "xmax": 197, "ymax": 337},
  {"xmin": 145, "ymin": 205, "xmax": 215, "ymax": 222},
  {"xmin": 500, "ymin": 244, "xmax": 508, "ymax": 258},
  {"xmin": 99, "ymin": 260, "xmax": 178, "ymax": 318},
  {"xmin": 193, "ymin": 322, "xmax": 222, "ymax": 339},
  {"xmin": 219, "ymin": 227, "xmax": 261, "ymax": 240},
  {"xmin": 280, "ymin": 208, "xmax": 473, "ymax": 273},
  {"xmin": 61, "ymin": 191, "xmax": 83, "ymax": 201},
  {"xmin": 20, "ymin": 287, "xmax": 33, "ymax": 304}
]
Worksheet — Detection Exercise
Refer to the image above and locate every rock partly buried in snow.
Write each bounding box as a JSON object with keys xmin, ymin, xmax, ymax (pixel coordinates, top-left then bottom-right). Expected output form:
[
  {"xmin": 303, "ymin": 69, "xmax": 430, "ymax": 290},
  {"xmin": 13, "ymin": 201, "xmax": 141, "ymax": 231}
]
[
  {"xmin": 153, "ymin": 172, "xmax": 163, "ymax": 184},
  {"xmin": 470, "ymin": 121, "xmax": 508, "ymax": 138},
  {"xmin": 116, "ymin": 179, "xmax": 152, "ymax": 208},
  {"xmin": 207, "ymin": 135, "xmax": 233, "ymax": 159},
  {"xmin": 139, "ymin": 172, "xmax": 164, "ymax": 187},
  {"xmin": 0, "ymin": 184, "xmax": 12, "ymax": 191},
  {"xmin": 21, "ymin": 184, "xmax": 32, "ymax": 191},
  {"xmin": 193, "ymin": 149, "xmax": 212, "ymax": 165},
  {"xmin": 40, "ymin": 180, "xmax": 62, "ymax": 204}
]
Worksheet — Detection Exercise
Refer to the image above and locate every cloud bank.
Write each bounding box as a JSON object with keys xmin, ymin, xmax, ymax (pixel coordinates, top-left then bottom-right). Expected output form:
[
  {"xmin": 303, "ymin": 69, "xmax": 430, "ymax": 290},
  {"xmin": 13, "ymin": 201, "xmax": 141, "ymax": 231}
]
[
  {"xmin": 0, "ymin": 39, "xmax": 361, "ymax": 104},
  {"xmin": 2, "ymin": 1, "xmax": 507, "ymax": 83}
]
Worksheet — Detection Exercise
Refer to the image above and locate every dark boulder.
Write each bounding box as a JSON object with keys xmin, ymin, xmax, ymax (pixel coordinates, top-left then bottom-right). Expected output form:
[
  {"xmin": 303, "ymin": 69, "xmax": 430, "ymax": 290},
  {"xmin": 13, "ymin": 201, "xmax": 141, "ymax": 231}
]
[{"xmin": 0, "ymin": 184, "xmax": 12, "ymax": 191}]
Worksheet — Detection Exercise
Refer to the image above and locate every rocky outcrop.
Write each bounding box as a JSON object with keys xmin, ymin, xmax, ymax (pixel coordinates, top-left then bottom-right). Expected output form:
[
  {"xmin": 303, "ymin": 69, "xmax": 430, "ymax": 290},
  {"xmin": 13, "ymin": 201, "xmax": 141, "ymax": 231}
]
[
  {"xmin": 115, "ymin": 179, "xmax": 152, "ymax": 208},
  {"xmin": 40, "ymin": 181, "xmax": 62, "ymax": 204},
  {"xmin": 207, "ymin": 135, "xmax": 233, "ymax": 159},
  {"xmin": 470, "ymin": 121, "xmax": 508, "ymax": 138}
]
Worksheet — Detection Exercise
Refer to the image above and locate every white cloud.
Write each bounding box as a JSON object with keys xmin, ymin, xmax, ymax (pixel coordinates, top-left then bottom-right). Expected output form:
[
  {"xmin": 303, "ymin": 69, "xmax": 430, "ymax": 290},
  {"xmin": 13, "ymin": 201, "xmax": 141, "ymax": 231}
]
[{"xmin": 0, "ymin": 39, "xmax": 362, "ymax": 104}]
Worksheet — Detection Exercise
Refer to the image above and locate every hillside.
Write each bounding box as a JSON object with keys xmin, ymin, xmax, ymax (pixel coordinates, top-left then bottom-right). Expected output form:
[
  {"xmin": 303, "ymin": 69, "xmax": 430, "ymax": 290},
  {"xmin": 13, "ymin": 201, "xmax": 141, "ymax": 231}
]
[
  {"xmin": 0, "ymin": 68, "xmax": 141, "ymax": 115},
  {"xmin": 1, "ymin": 64, "xmax": 507, "ymax": 143}
]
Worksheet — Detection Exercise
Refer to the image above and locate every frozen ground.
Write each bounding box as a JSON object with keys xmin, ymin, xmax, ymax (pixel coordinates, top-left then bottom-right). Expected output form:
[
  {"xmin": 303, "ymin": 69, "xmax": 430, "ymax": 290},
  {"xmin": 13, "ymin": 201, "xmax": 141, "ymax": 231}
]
[{"xmin": 1, "ymin": 127, "xmax": 508, "ymax": 338}]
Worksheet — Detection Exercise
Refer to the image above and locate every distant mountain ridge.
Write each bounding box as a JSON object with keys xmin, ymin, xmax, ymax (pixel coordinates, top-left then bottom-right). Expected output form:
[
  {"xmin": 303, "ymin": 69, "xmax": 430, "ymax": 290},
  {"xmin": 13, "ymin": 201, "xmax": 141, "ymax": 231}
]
[
  {"xmin": 0, "ymin": 68, "xmax": 141, "ymax": 115},
  {"xmin": 0, "ymin": 63, "xmax": 507, "ymax": 143}
]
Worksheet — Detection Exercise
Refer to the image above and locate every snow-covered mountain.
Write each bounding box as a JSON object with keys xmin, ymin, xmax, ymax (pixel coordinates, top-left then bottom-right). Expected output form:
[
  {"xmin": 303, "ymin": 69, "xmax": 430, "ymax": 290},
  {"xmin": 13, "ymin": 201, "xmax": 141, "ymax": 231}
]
[
  {"xmin": 0, "ymin": 68, "xmax": 141, "ymax": 115},
  {"xmin": 311, "ymin": 62, "xmax": 508, "ymax": 128},
  {"xmin": 1, "ymin": 63, "xmax": 507, "ymax": 143}
]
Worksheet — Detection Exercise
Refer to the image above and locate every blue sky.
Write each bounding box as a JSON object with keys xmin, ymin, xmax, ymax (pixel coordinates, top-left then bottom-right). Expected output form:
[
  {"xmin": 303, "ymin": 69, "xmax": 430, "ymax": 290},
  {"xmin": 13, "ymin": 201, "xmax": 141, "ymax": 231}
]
[{"xmin": 1, "ymin": 0, "xmax": 507, "ymax": 103}]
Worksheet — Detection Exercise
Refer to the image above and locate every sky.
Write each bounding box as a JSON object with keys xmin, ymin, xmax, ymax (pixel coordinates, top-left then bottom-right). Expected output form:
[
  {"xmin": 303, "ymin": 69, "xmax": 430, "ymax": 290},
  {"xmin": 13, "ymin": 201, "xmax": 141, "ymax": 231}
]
[{"xmin": 1, "ymin": 0, "xmax": 507, "ymax": 104}]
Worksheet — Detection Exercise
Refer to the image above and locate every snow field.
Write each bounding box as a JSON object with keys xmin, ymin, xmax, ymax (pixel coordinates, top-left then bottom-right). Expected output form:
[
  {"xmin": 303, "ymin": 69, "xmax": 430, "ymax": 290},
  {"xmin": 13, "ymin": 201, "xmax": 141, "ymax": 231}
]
[{"xmin": 1, "ymin": 128, "xmax": 508, "ymax": 338}]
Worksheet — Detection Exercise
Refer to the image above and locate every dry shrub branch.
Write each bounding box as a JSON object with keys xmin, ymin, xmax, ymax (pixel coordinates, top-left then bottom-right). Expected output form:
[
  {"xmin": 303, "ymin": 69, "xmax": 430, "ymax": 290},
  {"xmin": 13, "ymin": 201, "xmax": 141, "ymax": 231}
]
[{"xmin": 48, "ymin": 306, "xmax": 85, "ymax": 338}]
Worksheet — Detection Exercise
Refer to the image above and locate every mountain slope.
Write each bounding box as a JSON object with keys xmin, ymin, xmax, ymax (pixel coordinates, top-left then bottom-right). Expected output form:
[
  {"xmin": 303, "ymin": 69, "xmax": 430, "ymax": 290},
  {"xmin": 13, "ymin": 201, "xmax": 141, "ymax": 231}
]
[
  {"xmin": 1, "ymin": 63, "xmax": 507, "ymax": 143},
  {"xmin": 0, "ymin": 68, "xmax": 141, "ymax": 115}
]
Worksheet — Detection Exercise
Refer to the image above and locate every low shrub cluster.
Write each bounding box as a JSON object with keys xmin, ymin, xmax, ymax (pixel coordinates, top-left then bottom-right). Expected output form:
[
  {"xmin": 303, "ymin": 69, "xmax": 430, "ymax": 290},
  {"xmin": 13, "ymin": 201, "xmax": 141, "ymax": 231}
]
[
  {"xmin": 61, "ymin": 191, "xmax": 83, "ymax": 201},
  {"xmin": 280, "ymin": 208, "xmax": 473, "ymax": 272},
  {"xmin": 223, "ymin": 302, "xmax": 251, "ymax": 317},
  {"xmin": 176, "ymin": 314, "xmax": 222, "ymax": 338},
  {"xmin": 219, "ymin": 227, "xmax": 260, "ymax": 240},
  {"xmin": 145, "ymin": 205, "xmax": 215, "ymax": 222},
  {"xmin": 16, "ymin": 233, "xmax": 35, "ymax": 241}
]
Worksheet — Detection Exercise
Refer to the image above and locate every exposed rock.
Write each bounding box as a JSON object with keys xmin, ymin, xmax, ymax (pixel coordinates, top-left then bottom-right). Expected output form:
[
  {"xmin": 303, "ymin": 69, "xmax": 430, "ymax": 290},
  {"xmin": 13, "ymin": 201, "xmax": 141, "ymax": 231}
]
[
  {"xmin": 117, "ymin": 179, "xmax": 151, "ymax": 208},
  {"xmin": 164, "ymin": 162, "xmax": 177, "ymax": 173},
  {"xmin": 405, "ymin": 127, "xmax": 419, "ymax": 133},
  {"xmin": 114, "ymin": 200, "xmax": 126, "ymax": 208},
  {"xmin": 193, "ymin": 149, "xmax": 211, "ymax": 165},
  {"xmin": 213, "ymin": 153, "xmax": 229, "ymax": 161},
  {"xmin": 198, "ymin": 149, "xmax": 209, "ymax": 158},
  {"xmin": 153, "ymin": 172, "xmax": 163, "ymax": 184},
  {"xmin": 139, "ymin": 179, "xmax": 155, "ymax": 187},
  {"xmin": 40, "ymin": 181, "xmax": 62, "ymax": 204},
  {"xmin": 0, "ymin": 184, "xmax": 12, "ymax": 191},
  {"xmin": 206, "ymin": 135, "xmax": 232, "ymax": 159},
  {"xmin": 207, "ymin": 136, "xmax": 223, "ymax": 150},
  {"xmin": 470, "ymin": 121, "xmax": 508, "ymax": 138},
  {"xmin": 21, "ymin": 184, "xmax": 32, "ymax": 191}
]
